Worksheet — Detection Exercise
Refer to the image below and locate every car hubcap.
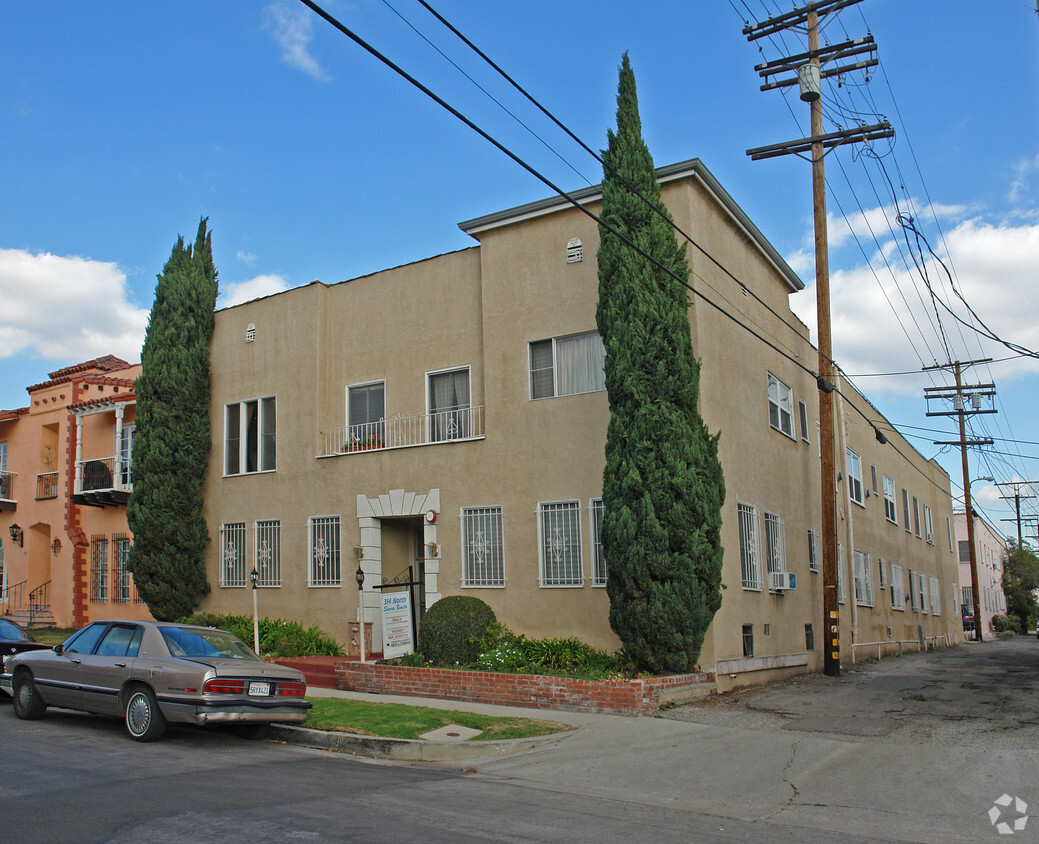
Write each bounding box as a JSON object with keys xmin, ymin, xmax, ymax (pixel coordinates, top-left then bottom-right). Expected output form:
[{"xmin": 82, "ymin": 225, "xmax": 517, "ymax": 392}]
[
  {"xmin": 17, "ymin": 682, "xmax": 31, "ymax": 711},
  {"xmin": 127, "ymin": 693, "xmax": 151, "ymax": 735}
]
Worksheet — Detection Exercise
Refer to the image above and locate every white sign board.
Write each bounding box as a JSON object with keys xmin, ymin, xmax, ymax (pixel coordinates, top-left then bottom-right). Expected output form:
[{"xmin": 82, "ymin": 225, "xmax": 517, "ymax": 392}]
[{"xmin": 381, "ymin": 591, "xmax": 414, "ymax": 658}]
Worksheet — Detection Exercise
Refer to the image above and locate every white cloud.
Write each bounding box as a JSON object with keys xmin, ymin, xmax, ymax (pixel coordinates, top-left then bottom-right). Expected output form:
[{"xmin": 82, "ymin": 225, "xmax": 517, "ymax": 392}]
[
  {"xmin": 789, "ymin": 214, "xmax": 1039, "ymax": 396},
  {"xmin": 1008, "ymin": 153, "xmax": 1039, "ymax": 205},
  {"xmin": 218, "ymin": 274, "xmax": 289, "ymax": 309},
  {"xmin": 264, "ymin": 2, "xmax": 330, "ymax": 81},
  {"xmin": 0, "ymin": 248, "xmax": 147, "ymax": 364},
  {"xmin": 236, "ymin": 249, "xmax": 257, "ymax": 264}
]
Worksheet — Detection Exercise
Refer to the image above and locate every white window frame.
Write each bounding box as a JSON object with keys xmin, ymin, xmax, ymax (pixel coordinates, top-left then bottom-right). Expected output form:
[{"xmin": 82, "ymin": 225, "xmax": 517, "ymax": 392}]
[
  {"xmin": 902, "ymin": 489, "xmax": 912, "ymax": 533},
  {"xmin": 461, "ymin": 506, "xmax": 505, "ymax": 588},
  {"xmin": 929, "ymin": 576, "xmax": 941, "ymax": 615},
  {"xmin": 764, "ymin": 512, "xmax": 786, "ymax": 586},
  {"xmin": 590, "ymin": 498, "xmax": 606, "ymax": 587},
  {"xmin": 346, "ymin": 380, "xmax": 386, "ymax": 448},
  {"xmin": 890, "ymin": 562, "xmax": 904, "ymax": 611},
  {"xmin": 918, "ymin": 571, "xmax": 929, "ymax": 615},
  {"xmin": 255, "ymin": 520, "xmax": 281, "ymax": 587},
  {"xmin": 853, "ymin": 549, "xmax": 873, "ymax": 607},
  {"xmin": 846, "ymin": 449, "xmax": 864, "ymax": 505},
  {"xmin": 912, "ymin": 496, "xmax": 921, "ymax": 537},
  {"xmin": 909, "ymin": 568, "xmax": 919, "ymax": 612},
  {"xmin": 528, "ymin": 332, "xmax": 606, "ymax": 400},
  {"xmin": 308, "ymin": 515, "xmax": 342, "ymax": 587},
  {"xmin": 798, "ymin": 399, "xmax": 810, "ymax": 443},
  {"xmin": 808, "ymin": 528, "xmax": 820, "ymax": 572},
  {"xmin": 767, "ymin": 371, "xmax": 794, "ymax": 438},
  {"xmin": 923, "ymin": 504, "xmax": 934, "ymax": 544},
  {"xmin": 427, "ymin": 366, "xmax": 472, "ymax": 442},
  {"xmin": 90, "ymin": 536, "xmax": 109, "ymax": 603},
  {"xmin": 224, "ymin": 396, "xmax": 277, "ymax": 476},
  {"xmin": 220, "ymin": 522, "xmax": 247, "ymax": 587},
  {"xmin": 738, "ymin": 502, "xmax": 762, "ymax": 590},
  {"xmin": 538, "ymin": 500, "xmax": 583, "ymax": 587},
  {"xmin": 882, "ymin": 475, "xmax": 897, "ymax": 523}
]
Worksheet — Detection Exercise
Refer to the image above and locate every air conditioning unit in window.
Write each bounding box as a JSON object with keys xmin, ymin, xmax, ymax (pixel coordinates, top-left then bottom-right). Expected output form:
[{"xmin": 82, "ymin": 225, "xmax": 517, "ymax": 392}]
[{"xmin": 768, "ymin": 571, "xmax": 797, "ymax": 592}]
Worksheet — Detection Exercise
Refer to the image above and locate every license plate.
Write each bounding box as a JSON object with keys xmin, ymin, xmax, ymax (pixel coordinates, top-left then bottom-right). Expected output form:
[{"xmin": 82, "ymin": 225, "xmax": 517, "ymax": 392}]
[{"xmin": 248, "ymin": 681, "xmax": 271, "ymax": 696}]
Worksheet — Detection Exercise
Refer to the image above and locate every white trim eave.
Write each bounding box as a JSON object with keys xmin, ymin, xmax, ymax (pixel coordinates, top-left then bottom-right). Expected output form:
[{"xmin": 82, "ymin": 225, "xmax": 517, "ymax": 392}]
[
  {"xmin": 70, "ymin": 398, "xmax": 136, "ymax": 418},
  {"xmin": 458, "ymin": 157, "xmax": 804, "ymax": 294}
]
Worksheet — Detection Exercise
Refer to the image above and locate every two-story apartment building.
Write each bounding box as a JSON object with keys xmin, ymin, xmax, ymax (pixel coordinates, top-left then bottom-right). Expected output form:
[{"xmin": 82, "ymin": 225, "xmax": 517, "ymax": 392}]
[
  {"xmin": 0, "ymin": 355, "xmax": 151, "ymax": 628},
  {"xmin": 198, "ymin": 159, "xmax": 963, "ymax": 688},
  {"xmin": 955, "ymin": 510, "xmax": 1008, "ymax": 632}
]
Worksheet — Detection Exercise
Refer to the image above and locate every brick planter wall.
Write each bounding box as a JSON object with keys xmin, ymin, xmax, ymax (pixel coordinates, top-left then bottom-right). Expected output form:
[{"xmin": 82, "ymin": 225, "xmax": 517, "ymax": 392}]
[{"xmin": 334, "ymin": 662, "xmax": 715, "ymax": 715}]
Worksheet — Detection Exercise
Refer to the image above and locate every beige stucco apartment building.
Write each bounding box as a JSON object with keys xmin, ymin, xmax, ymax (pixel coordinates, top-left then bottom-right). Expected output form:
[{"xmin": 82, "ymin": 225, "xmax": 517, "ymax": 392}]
[{"xmin": 200, "ymin": 159, "xmax": 964, "ymax": 689}]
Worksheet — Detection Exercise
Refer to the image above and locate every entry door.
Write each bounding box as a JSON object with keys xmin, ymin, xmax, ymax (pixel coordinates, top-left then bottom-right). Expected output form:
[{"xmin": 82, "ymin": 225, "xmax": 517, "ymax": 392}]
[{"xmin": 413, "ymin": 530, "xmax": 427, "ymax": 627}]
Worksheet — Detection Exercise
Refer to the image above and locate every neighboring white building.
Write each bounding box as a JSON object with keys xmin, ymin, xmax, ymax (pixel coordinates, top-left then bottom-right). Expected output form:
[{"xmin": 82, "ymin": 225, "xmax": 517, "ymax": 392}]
[{"xmin": 955, "ymin": 511, "xmax": 1008, "ymax": 632}]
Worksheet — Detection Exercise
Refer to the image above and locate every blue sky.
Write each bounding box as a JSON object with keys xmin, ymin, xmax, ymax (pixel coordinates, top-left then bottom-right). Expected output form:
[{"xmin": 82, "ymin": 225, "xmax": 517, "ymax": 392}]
[{"xmin": 2, "ymin": 1, "xmax": 1037, "ymax": 537}]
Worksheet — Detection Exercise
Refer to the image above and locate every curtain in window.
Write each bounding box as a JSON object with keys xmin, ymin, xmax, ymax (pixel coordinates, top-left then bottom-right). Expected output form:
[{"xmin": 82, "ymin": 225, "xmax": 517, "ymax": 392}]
[
  {"xmin": 429, "ymin": 370, "xmax": 470, "ymax": 441},
  {"xmin": 556, "ymin": 334, "xmax": 605, "ymax": 396}
]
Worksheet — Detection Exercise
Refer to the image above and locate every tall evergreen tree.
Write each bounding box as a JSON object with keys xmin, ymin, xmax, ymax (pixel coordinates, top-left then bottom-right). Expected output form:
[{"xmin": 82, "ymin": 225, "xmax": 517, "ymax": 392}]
[
  {"xmin": 127, "ymin": 219, "xmax": 218, "ymax": 620},
  {"xmin": 596, "ymin": 55, "xmax": 726, "ymax": 674}
]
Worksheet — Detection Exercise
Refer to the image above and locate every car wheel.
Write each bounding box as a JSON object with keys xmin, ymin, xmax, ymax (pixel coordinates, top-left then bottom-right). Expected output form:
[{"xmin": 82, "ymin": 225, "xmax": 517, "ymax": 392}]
[
  {"xmin": 12, "ymin": 671, "xmax": 46, "ymax": 720},
  {"xmin": 124, "ymin": 686, "xmax": 166, "ymax": 742}
]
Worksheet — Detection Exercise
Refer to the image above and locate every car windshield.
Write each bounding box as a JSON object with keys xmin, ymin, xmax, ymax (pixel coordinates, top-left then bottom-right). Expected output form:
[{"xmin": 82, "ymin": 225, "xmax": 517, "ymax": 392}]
[
  {"xmin": 0, "ymin": 619, "xmax": 30, "ymax": 641},
  {"xmin": 159, "ymin": 626, "xmax": 261, "ymax": 661}
]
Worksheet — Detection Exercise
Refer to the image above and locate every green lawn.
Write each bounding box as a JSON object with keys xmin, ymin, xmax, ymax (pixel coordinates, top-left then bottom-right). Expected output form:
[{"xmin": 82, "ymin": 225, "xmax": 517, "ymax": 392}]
[
  {"xmin": 27, "ymin": 628, "xmax": 76, "ymax": 647},
  {"xmin": 304, "ymin": 697, "xmax": 570, "ymax": 741}
]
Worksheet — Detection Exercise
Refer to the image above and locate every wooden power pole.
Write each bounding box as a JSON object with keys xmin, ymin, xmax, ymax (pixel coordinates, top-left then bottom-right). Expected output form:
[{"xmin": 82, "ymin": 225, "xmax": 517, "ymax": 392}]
[{"xmin": 744, "ymin": 0, "xmax": 892, "ymax": 677}]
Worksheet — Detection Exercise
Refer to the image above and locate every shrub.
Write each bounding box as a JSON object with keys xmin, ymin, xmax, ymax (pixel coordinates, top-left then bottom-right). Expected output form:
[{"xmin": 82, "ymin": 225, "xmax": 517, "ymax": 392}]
[
  {"xmin": 417, "ymin": 596, "xmax": 497, "ymax": 666},
  {"xmin": 178, "ymin": 613, "xmax": 343, "ymax": 657},
  {"xmin": 991, "ymin": 614, "xmax": 1010, "ymax": 633}
]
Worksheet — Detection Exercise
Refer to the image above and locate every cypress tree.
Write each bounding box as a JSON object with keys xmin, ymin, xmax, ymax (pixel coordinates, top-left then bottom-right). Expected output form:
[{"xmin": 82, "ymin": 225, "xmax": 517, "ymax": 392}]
[
  {"xmin": 596, "ymin": 55, "xmax": 726, "ymax": 674},
  {"xmin": 127, "ymin": 218, "xmax": 218, "ymax": 620}
]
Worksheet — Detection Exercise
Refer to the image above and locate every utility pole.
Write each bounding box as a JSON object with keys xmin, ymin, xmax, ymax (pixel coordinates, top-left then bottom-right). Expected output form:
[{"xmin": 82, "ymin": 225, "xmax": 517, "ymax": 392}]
[
  {"xmin": 997, "ymin": 481, "xmax": 1038, "ymax": 547},
  {"xmin": 924, "ymin": 359, "xmax": 995, "ymax": 641},
  {"xmin": 744, "ymin": 0, "xmax": 892, "ymax": 678}
]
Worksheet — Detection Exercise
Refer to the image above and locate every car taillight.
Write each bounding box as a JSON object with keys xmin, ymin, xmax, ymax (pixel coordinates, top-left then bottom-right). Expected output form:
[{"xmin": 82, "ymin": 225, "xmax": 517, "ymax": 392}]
[
  {"xmin": 277, "ymin": 681, "xmax": 307, "ymax": 697},
  {"xmin": 204, "ymin": 678, "xmax": 246, "ymax": 694}
]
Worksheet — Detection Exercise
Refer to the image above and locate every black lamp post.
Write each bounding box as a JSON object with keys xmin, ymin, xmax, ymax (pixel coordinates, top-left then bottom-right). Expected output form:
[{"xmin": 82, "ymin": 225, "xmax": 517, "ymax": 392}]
[
  {"xmin": 250, "ymin": 567, "xmax": 260, "ymax": 654},
  {"xmin": 9, "ymin": 524, "xmax": 23, "ymax": 547},
  {"xmin": 355, "ymin": 563, "xmax": 366, "ymax": 663}
]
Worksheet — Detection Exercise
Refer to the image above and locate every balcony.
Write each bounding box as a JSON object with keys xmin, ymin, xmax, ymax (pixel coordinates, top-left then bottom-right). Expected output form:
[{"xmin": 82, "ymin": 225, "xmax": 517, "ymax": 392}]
[
  {"xmin": 319, "ymin": 406, "xmax": 485, "ymax": 458},
  {"xmin": 71, "ymin": 456, "xmax": 132, "ymax": 507},
  {"xmin": 0, "ymin": 471, "xmax": 14, "ymax": 511},
  {"xmin": 35, "ymin": 472, "xmax": 59, "ymax": 501}
]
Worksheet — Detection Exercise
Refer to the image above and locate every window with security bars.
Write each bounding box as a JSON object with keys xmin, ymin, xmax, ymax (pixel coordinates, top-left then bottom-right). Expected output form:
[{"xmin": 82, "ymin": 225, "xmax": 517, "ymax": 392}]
[
  {"xmin": 590, "ymin": 498, "xmax": 606, "ymax": 587},
  {"xmin": 111, "ymin": 535, "xmax": 133, "ymax": 604},
  {"xmin": 90, "ymin": 536, "xmax": 108, "ymax": 602},
  {"xmin": 853, "ymin": 549, "xmax": 873, "ymax": 606},
  {"xmin": 807, "ymin": 528, "xmax": 820, "ymax": 572},
  {"xmin": 764, "ymin": 512, "xmax": 785, "ymax": 581},
  {"xmin": 890, "ymin": 562, "xmax": 905, "ymax": 611},
  {"xmin": 255, "ymin": 520, "xmax": 281, "ymax": 587},
  {"xmin": 737, "ymin": 502, "xmax": 761, "ymax": 590},
  {"xmin": 461, "ymin": 506, "xmax": 504, "ymax": 587},
  {"xmin": 220, "ymin": 522, "xmax": 247, "ymax": 587},
  {"xmin": 539, "ymin": 501, "xmax": 583, "ymax": 586},
  {"xmin": 309, "ymin": 516, "xmax": 341, "ymax": 587}
]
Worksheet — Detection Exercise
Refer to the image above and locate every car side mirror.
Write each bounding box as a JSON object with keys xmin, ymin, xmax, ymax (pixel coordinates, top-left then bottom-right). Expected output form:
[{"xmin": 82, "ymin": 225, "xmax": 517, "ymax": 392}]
[{"xmin": 53, "ymin": 644, "xmax": 63, "ymax": 656}]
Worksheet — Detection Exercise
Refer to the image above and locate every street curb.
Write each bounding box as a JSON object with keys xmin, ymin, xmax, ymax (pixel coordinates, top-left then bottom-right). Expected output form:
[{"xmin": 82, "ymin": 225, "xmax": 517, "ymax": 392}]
[{"xmin": 267, "ymin": 724, "xmax": 576, "ymax": 761}]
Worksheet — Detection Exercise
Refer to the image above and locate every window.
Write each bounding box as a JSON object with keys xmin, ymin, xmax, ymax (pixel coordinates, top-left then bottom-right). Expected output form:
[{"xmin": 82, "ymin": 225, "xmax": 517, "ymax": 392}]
[
  {"xmin": 309, "ymin": 516, "xmax": 341, "ymax": 587},
  {"xmin": 90, "ymin": 536, "xmax": 108, "ymax": 603},
  {"xmin": 737, "ymin": 503, "xmax": 762, "ymax": 590},
  {"xmin": 902, "ymin": 489, "xmax": 911, "ymax": 533},
  {"xmin": 742, "ymin": 624, "xmax": 754, "ymax": 658},
  {"xmin": 853, "ymin": 549, "xmax": 873, "ymax": 607},
  {"xmin": 347, "ymin": 382, "xmax": 385, "ymax": 447},
  {"xmin": 428, "ymin": 367, "xmax": 471, "ymax": 441},
  {"xmin": 256, "ymin": 520, "xmax": 281, "ymax": 587},
  {"xmin": 764, "ymin": 512, "xmax": 786, "ymax": 587},
  {"xmin": 882, "ymin": 476, "xmax": 897, "ymax": 523},
  {"xmin": 805, "ymin": 624, "xmax": 815, "ymax": 652},
  {"xmin": 912, "ymin": 496, "xmax": 921, "ymax": 537},
  {"xmin": 890, "ymin": 562, "xmax": 904, "ymax": 611},
  {"xmin": 220, "ymin": 522, "xmax": 247, "ymax": 587},
  {"xmin": 767, "ymin": 372, "xmax": 794, "ymax": 437},
  {"xmin": 798, "ymin": 400, "xmax": 810, "ymax": 442},
  {"xmin": 112, "ymin": 535, "xmax": 133, "ymax": 603},
  {"xmin": 958, "ymin": 540, "xmax": 971, "ymax": 564},
  {"xmin": 225, "ymin": 397, "xmax": 276, "ymax": 475},
  {"xmin": 929, "ymin": 576, "xmax": 941, "ymax": 615},
  {"xmin": 538, "ymin": 501, "xmax": 583, "ymax": 586},
  {"xmin": 923, "ymin": 505, "xmax": 934, "ymax": 544},
  {"xmin": 846, "ymin": 449, "xmax": 863, "ymax": 505},
  {"xmin": 947, "ymin": 517, "xmax": 953, "ymax": 552},
  {"xmin": 909, "ymin": 568, "xmax": 919, "ymax": 611},
  {"xmin": 119, "ymin": 424, "xmax": 135, "ymax": 486},
  {"xmin": 0, "ymin": 441, "xmax": 8, "ymax": 501},
  {"xmin": 97, "ymin": 624, "xmax": 142, "ymax": 658},
  {"xmin": 870, "ymin": 465, "xmax": 878, "ymax": 495},
  {"xmin": 529, "ymin": 332, "xmax": 606, "ymax": 399},
  {"xmin": 962, "ymin": 585, "xmax": 974, "ymax": 613},
  {"xmin": 918, "ymin": 572, "xmax": 929, "ymax": 615},
  {"xmin": 590, "ymin": 498, "xmax": 606, "ymax": 587},
  {"xmin": 808, "ymin": 528, "xmax": 820, "ymax": 572},
  {"xmin": 878, "ymin": 557, "xmax": 887, "ymax": 591},
  {"xmin": 462, "ymin": 506, "xmax": 504, "ymax": 587}
]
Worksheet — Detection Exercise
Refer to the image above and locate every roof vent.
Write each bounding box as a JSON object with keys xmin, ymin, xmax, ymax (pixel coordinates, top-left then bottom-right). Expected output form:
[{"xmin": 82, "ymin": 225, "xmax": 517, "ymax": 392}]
[{"xmin": 245, "ymin": 323, "xmax": 256, "ymax": 343}]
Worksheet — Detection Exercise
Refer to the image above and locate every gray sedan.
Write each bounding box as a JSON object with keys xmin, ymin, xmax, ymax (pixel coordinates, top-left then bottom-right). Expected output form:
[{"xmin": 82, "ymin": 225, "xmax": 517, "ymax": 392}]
[{"xmin": 1, "ymin": 620, "xmax": 311, "ymax": 741}]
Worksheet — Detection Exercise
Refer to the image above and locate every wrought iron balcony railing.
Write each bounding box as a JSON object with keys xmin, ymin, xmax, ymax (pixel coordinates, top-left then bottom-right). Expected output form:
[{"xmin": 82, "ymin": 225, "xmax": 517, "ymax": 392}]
[{"xmin": 319, "ymin": 406, "xmax": 485, "ymax": 458}]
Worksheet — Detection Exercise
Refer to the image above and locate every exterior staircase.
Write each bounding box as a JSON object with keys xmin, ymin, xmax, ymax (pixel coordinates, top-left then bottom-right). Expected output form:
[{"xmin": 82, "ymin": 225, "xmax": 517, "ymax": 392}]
[{"xmin": 9, "ymin": 606, "xmax": 55, "ymax": 628}]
